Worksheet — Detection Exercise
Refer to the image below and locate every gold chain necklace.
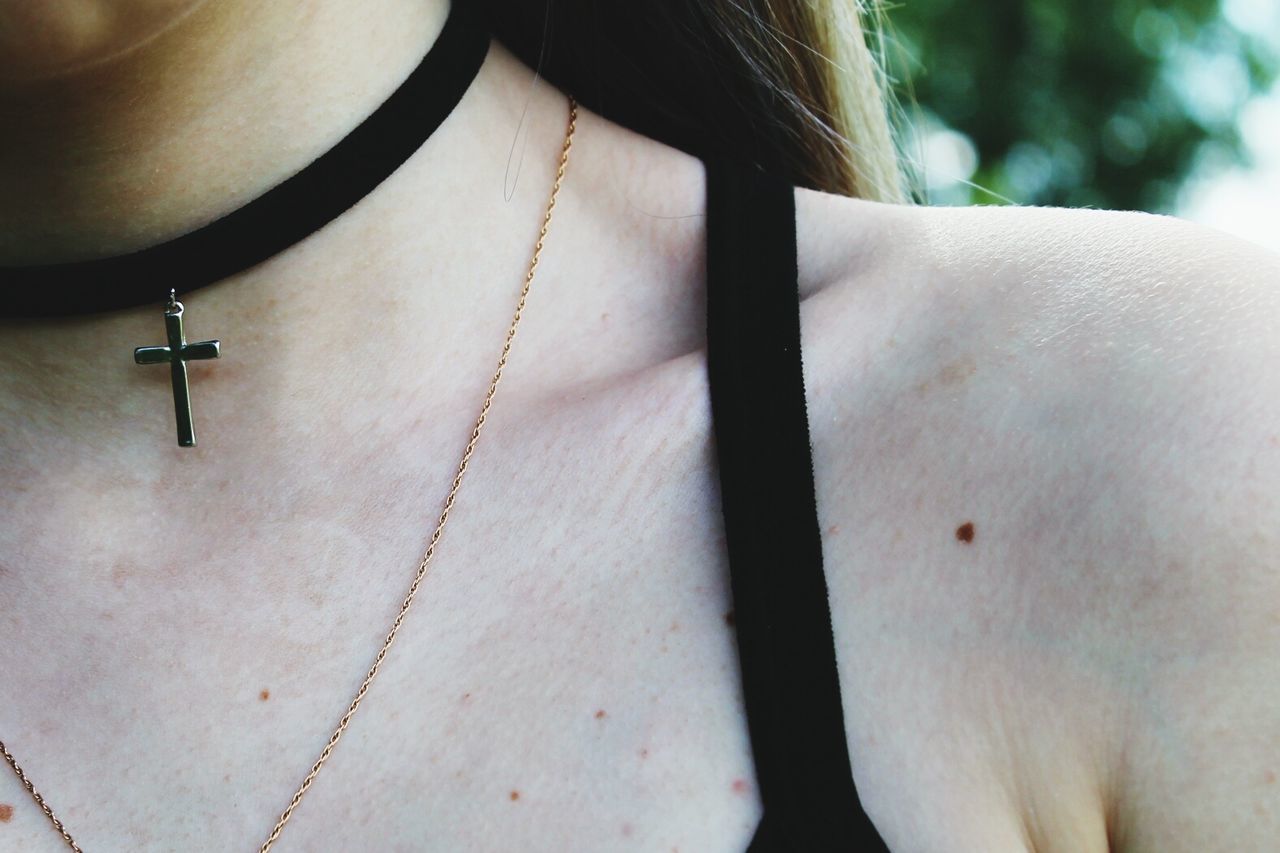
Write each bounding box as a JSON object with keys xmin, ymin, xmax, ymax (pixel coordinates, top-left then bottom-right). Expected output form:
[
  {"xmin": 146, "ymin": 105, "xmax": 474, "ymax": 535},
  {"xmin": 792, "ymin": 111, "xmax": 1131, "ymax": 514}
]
[{"xmin": 0, "ymin": 93, "xmax": 578, "ymax": 853}]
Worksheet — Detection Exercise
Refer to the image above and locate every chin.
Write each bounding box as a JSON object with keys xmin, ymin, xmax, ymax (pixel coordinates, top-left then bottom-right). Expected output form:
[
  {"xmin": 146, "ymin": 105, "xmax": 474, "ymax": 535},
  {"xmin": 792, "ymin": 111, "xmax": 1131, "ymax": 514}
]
[{"xmin": 0, "ymin": 0, "xmax": 209, "ymax": 81}]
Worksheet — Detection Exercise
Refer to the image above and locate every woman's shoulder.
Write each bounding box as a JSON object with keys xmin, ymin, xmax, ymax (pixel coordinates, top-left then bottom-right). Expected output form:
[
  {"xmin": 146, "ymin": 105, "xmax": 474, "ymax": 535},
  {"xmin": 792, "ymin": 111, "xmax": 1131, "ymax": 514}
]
[
  {"xmin": 795, "ymin": 183, "xmax": 1280, "ymax": 470},
  {"xmin": 558, "ymin": 103, "xmax": 1279, "ymax": 845},
  {"xmin": 796, "ymin": 177, "xmax": 1280, "ymax": 301},
  {"xmin": 797, "ymin": 186, "xmax": 1280, "ymax": 848}
]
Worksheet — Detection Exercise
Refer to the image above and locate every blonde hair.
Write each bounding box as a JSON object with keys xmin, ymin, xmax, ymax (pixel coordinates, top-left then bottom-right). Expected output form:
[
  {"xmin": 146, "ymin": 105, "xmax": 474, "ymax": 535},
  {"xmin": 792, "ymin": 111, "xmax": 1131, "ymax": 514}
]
[
  {"xmin": 473, "ymin": 0, "xmax": 907, "ymax": 202},
  {"xmin": 730, "ymin": 0, "xmax": 906, "ymax": 201}
]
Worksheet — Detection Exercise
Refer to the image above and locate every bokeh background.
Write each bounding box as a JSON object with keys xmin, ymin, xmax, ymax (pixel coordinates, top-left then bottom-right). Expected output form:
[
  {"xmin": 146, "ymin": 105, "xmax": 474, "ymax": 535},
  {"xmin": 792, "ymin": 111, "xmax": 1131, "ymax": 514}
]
[{"xmin": 885, "ymin": 0, "xmax": 1280, "ymax": 251}]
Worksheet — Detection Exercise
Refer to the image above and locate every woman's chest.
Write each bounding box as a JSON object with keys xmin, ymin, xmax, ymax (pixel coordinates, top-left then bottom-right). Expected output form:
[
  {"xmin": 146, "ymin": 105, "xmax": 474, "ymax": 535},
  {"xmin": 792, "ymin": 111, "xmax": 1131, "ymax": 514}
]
[
  {"xmin": 0, "ymin": 354, "xmax": 1060, "ymax": 852},
  {"xmin": 0, "ymin": 361, "xmax": 753, "ymax": 850}
]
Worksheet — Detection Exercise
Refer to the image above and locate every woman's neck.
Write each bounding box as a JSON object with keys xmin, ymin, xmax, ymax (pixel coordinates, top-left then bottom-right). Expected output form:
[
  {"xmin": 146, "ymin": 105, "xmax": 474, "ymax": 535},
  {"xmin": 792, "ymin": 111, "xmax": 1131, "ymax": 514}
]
[
  {"xmin": 0, "ymin": 0, "xmax": 579, "ymax": 471},
  {"xmin": 0, "ymin": 0, "xmax": 448, "ymax": 265}
]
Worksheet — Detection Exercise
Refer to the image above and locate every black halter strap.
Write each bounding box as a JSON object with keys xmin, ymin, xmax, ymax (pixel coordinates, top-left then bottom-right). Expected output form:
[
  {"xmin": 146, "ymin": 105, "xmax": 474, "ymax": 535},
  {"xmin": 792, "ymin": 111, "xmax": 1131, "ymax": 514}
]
[
  {"xmin": 0, "ymin": 1, "xmax": 491, "ymax": 319},
  {"xmin": 704, "ymin": 155, "xmax": 889, "ymax": 851}
]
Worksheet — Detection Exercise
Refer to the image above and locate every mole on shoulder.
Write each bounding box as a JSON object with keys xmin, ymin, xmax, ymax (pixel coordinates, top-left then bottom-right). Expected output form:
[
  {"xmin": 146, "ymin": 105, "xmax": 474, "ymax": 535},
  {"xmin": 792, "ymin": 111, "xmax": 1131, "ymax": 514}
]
[
  {"xmin": 259, "ymin": 688, "xmax": 270, "ymax": 701},
  {"xmin": 955, "ymin": 521, "xmax": 975, "ymax": 543},
  {"xmin": 0, "ymin": 803, "xmax": 13, "ymax": 822},
  {"xmin": 594, "ymin": 709, "xmax": 607, "ymax": 719},
  {"xmin": 723, "ymin": 610, "xmax": 735, "ymax": 627},
  {"xmin": 509, "ymin": 790, "xmax": 520, "ymax": 801}
]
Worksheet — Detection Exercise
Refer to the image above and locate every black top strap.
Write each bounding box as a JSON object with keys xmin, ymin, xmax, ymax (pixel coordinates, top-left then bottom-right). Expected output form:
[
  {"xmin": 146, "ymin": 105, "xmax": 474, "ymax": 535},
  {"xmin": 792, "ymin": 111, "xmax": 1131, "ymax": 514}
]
[{"xmin": 704, "ymin": 156, "xmax": 888, "ymax": 851}]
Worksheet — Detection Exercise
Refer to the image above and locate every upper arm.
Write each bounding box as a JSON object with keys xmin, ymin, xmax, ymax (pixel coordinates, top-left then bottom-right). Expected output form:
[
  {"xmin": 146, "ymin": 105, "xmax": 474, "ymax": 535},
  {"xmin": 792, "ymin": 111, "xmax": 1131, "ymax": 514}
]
[
  {"xmin": 924, "ymin": 208, "xmax": 1280, "ymax": 852},
  {"xmin": 1057, "ymin": 216, "xmax": 1280, "ymax": 852},
  {"xmin": 801, "ymin": 197, "xmax": 1280, "ymax": 850}
]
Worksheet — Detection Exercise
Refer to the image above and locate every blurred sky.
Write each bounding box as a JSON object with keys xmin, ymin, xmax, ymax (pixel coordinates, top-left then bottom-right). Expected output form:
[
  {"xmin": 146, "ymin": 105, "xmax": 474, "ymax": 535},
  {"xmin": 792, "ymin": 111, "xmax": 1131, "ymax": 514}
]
[{"xmin": 1177, "ymin": 0, "xmax": 1280, "ymax": 252}]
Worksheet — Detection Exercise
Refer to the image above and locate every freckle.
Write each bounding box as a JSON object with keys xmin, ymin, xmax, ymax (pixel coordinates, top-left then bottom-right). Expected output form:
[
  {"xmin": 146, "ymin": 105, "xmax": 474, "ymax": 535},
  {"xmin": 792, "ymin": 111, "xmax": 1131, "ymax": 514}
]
[
  {"xmin": 461, "ymin": 692, "xmax": 472, "ymax": 703},
  {"xmin": 595, "ymin": 709, "xmax": 607, "ymax": 719},
  {"xmin": 223, "ymin": 774, "xmax": 231, "ymax": 782},
  {"xmin": 0, "ymin": 803, "xmax": 12, "ymax": 822},
  {"xmin": 1265, "ymin": 769, "xmax": 1276, "ymax": 784},
  {"xmin": 110, "ymin": 562, "xmax": 130, "ymax": 589},
  {"xmin": 620, "ymin": 822, "xmax": 634, "ymax": 837},
  {"xmin": 826, "ymin": 524, "xmax": 840, "ymax": 535},
  {"xmin": 723, "ymin": 610, "xmax": 735, "ymax": 627},
  {"xmin": 731, "ymin": 778, "xmax": 750, "ymax": 795},
  {"xmin": 509, "ymin": 790, "xmax": 520, "ymax": 801},
  {"xmin": 669, "ymin": 620, "xmax": 680, "ymax": 632},
  {"xmin": 259, "ymin": 689, "xmax": 270, "ymax": 701},
  {"xmin": 955, "ymin": 521, "xmax": 975, "ymax": 543},
  {"xmin": 638, "ymin": 747, "xmax": 649, "ymax": 759}
]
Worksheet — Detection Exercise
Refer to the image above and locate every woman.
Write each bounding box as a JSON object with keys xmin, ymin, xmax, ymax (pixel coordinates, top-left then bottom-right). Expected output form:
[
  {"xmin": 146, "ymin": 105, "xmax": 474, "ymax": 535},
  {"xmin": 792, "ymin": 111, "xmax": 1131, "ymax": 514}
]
[{"xmin": 1, "ymin": 0, "xmax": 1277, "ymax": 850}]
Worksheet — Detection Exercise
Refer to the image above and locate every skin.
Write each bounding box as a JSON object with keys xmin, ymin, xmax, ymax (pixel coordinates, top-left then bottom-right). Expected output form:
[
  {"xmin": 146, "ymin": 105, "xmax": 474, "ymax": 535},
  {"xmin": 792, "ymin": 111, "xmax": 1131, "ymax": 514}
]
[{"xmin": 2, "ymin": 1, "xmax": 1279, "ymax": 850}]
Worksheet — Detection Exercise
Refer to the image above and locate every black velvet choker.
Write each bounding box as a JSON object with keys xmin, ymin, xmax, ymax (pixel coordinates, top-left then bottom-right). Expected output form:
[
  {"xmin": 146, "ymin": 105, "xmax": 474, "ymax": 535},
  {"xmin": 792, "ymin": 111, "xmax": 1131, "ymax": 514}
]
[{"xmin": 0, "ymin": 1, "xmax": 491, "ymax": 319}]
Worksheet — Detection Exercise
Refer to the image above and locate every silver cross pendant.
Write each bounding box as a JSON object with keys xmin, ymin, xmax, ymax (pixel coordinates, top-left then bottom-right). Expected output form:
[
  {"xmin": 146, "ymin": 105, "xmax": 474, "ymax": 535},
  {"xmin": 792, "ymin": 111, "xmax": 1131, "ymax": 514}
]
[{"xmin": 134, "ymin": 289, "xmax": 221, "ymax": 447}]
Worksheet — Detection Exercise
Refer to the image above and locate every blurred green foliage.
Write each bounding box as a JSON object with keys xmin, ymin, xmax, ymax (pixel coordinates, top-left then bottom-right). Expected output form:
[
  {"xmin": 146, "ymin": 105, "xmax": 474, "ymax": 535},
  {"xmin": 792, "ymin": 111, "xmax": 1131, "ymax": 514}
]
[{"xmin": 881, "ymin": 0, "xmax": 1280, "ymax": 210}]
